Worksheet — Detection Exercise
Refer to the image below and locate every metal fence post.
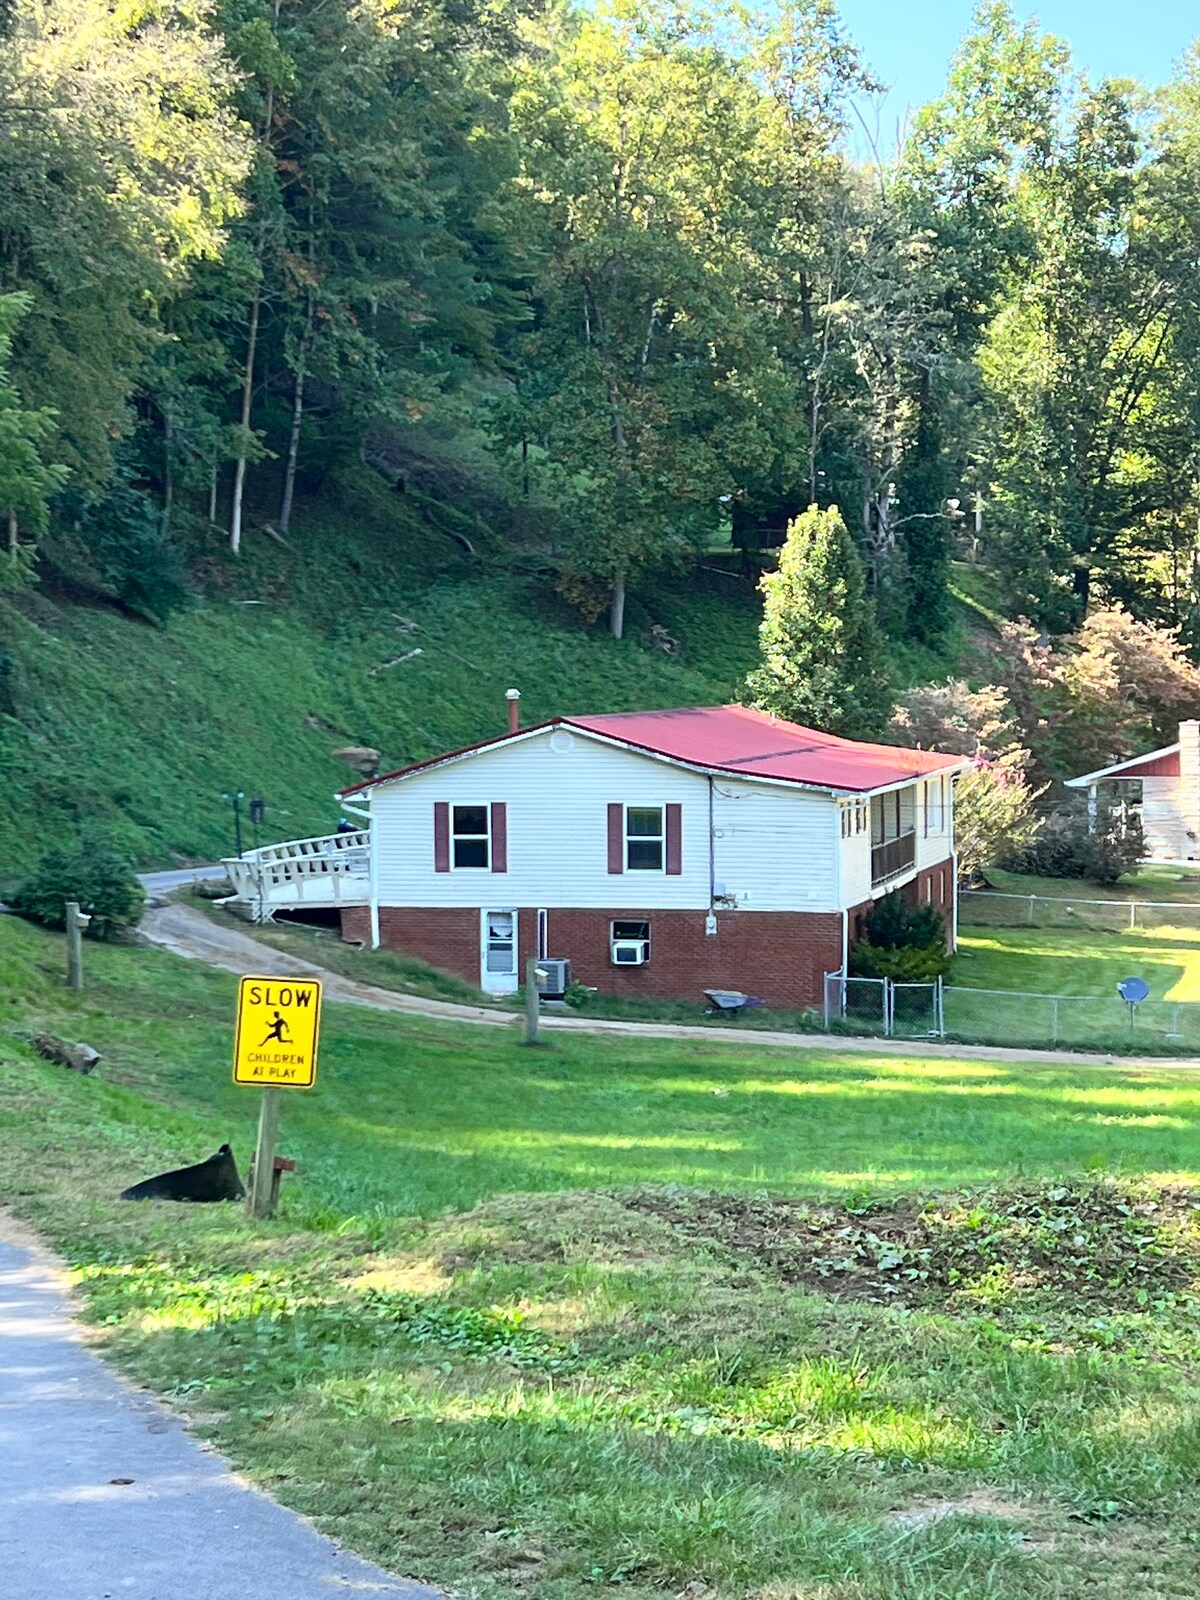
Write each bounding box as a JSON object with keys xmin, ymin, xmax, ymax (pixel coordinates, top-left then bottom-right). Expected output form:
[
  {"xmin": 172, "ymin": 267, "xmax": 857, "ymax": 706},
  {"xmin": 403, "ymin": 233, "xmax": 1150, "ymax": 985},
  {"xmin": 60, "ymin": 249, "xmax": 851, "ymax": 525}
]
[
  {"xmin": 1050, "ymin": 997, "xmax": 1058, "ymax": 1046},
  {"xmin": 1130, "ymin": 901, "xmax": 1137, "ymax": 930},
  {"xmin": 884, "ymin": 979, "xmax": 894, "ymax": 1037}
]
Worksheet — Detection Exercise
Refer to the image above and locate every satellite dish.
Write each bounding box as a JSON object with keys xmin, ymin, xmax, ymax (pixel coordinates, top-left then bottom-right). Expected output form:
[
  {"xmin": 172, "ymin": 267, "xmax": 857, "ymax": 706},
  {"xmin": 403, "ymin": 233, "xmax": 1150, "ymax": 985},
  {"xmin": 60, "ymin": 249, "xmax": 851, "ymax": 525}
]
[{"xmin": 1117, "ymin": 978, "xmax": 1150, "ymax": 1004}]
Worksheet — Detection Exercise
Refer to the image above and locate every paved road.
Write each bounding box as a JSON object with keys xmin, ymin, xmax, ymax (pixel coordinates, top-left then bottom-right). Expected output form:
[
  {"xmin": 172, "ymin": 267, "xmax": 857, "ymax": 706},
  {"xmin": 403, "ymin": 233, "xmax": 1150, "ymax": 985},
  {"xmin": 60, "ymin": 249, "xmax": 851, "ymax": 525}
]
[
  {"xmin": 0, "ymin": 1219, "xmax": 440, "ymax": 1600},
  {"xmin": 140, "ymin": 865, "xmax": 226, "ymax": 896}
]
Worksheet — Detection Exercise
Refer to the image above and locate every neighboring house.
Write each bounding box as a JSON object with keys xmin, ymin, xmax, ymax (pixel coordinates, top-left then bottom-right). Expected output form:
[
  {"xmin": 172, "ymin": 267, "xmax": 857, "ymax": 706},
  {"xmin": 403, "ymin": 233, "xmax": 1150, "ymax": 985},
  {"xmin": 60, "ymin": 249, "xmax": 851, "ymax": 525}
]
[
  {"xmin": 338, "ymin": 704, "xmax": 967, "ymax": 1008},
  {"xmin": 1066, "ymin": 718, "xmax": 1200, "ymax": 862}
]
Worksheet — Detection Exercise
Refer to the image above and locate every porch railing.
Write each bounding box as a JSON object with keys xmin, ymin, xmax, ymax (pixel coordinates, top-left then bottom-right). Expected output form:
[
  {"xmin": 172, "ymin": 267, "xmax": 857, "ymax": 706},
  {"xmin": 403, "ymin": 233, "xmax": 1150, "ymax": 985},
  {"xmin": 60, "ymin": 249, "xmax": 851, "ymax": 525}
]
[{"xmin": 871, "ymin": 830, "xmax": 916, "ymax": 888}]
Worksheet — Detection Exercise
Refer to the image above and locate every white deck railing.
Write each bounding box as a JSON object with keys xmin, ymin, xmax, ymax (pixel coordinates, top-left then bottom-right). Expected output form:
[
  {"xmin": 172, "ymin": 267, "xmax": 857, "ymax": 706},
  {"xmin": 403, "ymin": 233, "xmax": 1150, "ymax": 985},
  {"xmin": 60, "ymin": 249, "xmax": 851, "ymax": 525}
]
[{"xmin": 221, "ymin": 829, "xmax": 370, "ymax": 921}]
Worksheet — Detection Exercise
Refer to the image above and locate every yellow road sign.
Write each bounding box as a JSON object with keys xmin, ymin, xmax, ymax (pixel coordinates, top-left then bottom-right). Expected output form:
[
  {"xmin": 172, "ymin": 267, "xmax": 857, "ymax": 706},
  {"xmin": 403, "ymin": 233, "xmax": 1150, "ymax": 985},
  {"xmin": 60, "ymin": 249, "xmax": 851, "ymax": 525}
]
[{"xmin": 233, "ymin": 975, "xmax": 322, "ymax": 1088}]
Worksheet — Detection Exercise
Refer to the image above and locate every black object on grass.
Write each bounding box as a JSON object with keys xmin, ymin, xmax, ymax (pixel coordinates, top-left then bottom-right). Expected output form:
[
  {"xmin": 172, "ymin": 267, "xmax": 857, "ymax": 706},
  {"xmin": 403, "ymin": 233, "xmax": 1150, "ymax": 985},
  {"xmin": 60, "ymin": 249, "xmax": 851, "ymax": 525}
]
[{"xmin": 120, "ymin": 1143, "xmax": 245, "ymax": 1202}]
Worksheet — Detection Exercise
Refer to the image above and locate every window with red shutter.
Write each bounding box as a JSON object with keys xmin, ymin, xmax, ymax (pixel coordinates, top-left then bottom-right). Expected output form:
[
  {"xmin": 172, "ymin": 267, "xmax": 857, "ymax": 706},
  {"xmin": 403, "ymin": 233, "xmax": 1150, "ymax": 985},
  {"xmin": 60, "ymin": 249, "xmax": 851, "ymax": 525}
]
[
  {"xmin": 607, "ymin": 804, "xmax": 624, "ymax": 873},
  {"xmin": 490, "ymin": 802, "xmax": 507, "ymax": 873},
  {"xmin": 665, "ymin": 803, "xmax": 682, "ymax": 874}
]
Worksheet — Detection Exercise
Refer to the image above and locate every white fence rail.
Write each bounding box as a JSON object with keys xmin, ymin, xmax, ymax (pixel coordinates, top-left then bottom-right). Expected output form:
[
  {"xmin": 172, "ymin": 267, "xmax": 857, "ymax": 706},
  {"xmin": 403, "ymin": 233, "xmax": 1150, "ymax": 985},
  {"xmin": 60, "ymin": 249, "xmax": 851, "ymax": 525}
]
[
  {"xmin": 961, "ymin": 889, "xmax": 1200, "ymax": 934},
  {"xmin": 221, "ymin": 829, "xmax": 370, "ymax": 922}
]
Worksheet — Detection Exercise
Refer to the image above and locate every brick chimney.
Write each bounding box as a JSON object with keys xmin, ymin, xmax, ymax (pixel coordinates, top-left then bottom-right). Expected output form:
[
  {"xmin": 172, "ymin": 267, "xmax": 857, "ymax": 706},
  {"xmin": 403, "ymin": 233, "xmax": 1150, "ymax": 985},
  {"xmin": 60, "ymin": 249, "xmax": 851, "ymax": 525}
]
[
  {"xmin": 1180, "ymin": 719, "xmax": 1200, "ymax": 856},
  {"xmin": 506, "ymin": 688, "xmax": 521, "ymax": 735}
]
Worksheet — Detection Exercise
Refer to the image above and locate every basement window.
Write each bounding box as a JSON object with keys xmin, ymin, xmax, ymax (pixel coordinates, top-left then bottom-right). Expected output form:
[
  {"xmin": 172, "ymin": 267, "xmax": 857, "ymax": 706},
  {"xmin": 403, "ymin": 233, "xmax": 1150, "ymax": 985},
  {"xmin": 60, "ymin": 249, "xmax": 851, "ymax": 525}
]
[{"xmin": 452, "ymin": 805, "xmax": 490, "ymax": 869}]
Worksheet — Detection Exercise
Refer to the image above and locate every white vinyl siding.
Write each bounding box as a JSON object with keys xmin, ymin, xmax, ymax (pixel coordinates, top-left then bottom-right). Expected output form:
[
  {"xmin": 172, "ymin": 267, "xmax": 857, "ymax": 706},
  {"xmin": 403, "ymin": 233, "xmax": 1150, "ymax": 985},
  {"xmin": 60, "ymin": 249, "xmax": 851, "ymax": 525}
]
[
  {"xmin": 373, "ymin": 734, "xmax": 706, "ymax": 909},
  {"xmin": 371, "ymin": 730, "xmax": 843, "ymax": 911},
  {"xmin": 1142, "ymin": 776, "xmax": 1187, "ymax": 860}
]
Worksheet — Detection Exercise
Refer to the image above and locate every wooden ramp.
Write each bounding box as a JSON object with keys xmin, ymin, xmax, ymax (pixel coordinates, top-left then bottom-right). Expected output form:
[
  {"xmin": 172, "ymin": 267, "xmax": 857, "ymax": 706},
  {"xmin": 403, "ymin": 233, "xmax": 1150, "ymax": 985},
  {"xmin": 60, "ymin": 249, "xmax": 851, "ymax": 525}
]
[{"xmin": 220, "ymin": 829, "xmax": 370, "ymax": 923}]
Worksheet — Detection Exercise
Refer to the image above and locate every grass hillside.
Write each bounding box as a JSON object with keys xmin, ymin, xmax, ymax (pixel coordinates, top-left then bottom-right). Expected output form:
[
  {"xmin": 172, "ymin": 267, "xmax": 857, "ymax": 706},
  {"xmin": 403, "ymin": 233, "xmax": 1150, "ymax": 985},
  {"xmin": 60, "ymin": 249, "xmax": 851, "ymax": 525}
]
[
  {"xmin": 5, "ymin": 915, "xmax": 1200, "ymax": 1599},
  {"xmin": 0, "ymin": 469, "xmax": 763, "ymax": 872}
]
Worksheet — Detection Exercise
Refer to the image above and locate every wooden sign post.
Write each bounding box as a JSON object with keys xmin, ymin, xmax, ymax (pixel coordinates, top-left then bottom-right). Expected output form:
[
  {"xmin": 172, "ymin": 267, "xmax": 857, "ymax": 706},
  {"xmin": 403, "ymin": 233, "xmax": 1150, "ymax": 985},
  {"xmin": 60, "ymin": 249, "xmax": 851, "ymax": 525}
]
[
  {"xmin": 232, "ymin": 975, "xmax": 323, "ymax": 1219},
  {"xmin": 524, "ymin": 956, "xmax": 543, "ymax": 1046},
  {"xmin": 65, "ymin": 901, "xmax": 90, "ymax": 991}
]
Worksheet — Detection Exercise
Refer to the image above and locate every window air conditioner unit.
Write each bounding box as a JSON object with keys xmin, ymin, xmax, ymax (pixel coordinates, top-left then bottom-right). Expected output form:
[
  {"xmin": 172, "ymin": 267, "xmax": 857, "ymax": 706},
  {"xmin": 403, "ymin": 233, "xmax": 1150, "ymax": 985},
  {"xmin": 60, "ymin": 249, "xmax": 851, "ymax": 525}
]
[
  {"xmin": 536, "ymin": 957, "xmax": 571, "ymax": 998},
  {"xmin": 611, "ymin": 938, "xmax": 649, "ymax": 966}
]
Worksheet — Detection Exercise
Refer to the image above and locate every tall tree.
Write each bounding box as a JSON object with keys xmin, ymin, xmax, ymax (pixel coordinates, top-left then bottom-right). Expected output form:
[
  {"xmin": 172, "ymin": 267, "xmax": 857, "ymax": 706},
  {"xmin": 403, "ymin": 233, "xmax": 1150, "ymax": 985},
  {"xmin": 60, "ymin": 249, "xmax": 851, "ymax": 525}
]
[
  {"xmin": 744, "ymin": 504, "xmax": 892, "ymax": 738},
  {"xmin": 0, "ymin": 291, "xmax": 66, "ymax": 576}
]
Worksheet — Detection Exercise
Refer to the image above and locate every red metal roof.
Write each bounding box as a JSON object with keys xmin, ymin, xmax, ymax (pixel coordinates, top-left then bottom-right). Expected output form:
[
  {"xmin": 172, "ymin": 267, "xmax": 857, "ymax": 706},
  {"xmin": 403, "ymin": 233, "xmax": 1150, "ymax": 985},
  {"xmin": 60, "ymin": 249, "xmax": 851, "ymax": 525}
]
[
  {"xmin": 343, "ymin": 704, "xmax": 965, "ymax": 797},
  {"xmin": 1090, "ymin": 748, "xmax": 1180, "ymax": 781},
  {"xmin": 568, "ymin": 705, "xmax": 964, "ymax": 792}
]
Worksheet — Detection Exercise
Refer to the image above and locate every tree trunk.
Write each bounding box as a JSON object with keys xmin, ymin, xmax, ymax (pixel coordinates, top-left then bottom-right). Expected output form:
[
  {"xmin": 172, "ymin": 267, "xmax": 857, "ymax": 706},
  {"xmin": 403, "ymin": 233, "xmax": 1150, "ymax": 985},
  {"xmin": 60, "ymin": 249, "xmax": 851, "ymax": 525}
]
[
  {"xmin": 6, "ymin": 507, "xmax": 16, "ymax": 557},
  {"xmin": 161, "ymin": 405, "xmax": 174, "ymax": 538},
  {"xmin": 279, "ymin": 345, "xmax": 306, "ymax": 536},
  {"xmin": 230, "ymin": 283, "xmax": 261, "ymax": 556},
  {"xmin": 609, "ymin": 571, "xmax": 626, "ymax": 640},
  {"xmin": 208, "ymin": 462, "xmax": 219, "ymax": 526}
]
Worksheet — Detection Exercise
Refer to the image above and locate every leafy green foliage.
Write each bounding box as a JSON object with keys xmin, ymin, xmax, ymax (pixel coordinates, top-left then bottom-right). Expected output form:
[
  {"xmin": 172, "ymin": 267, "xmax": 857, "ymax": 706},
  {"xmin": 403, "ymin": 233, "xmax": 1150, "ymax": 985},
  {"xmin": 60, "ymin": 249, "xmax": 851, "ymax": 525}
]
[
  {"xmin": 1002, "ymin": 803, "xmax": 1145, "ymax": 885},
  {"xmin": 11, "ymin": 835, "xmax": 145, "ymax": 937},
  {"xmin": 745, "ymin": 505, "xmax": 892, "ymax": 738},
  {"xmin": 849, "ymin": 888, "xmax": 951, "ymax": 982},
  {"xmin": 0, "ymin": 291, "xmax": 67, "ymax": 561},
  {"xmin": 54, "ymin": 459, "xmax": 189, "ymax": 623}
]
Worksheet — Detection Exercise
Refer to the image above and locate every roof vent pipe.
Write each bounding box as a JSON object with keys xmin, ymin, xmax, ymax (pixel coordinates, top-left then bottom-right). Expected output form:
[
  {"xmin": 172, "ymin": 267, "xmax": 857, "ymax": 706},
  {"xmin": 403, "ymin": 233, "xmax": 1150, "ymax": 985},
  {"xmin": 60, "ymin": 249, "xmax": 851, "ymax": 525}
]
[{"xmin": 506, "ymin": 688, "xmax": 521, "ymax": 735}]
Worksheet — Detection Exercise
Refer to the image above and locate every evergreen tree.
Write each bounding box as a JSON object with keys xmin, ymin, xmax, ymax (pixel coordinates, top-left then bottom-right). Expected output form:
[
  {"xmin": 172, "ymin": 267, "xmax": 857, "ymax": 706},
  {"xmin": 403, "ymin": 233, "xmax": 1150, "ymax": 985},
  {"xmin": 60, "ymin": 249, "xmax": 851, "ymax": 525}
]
[{"xmin": 744, "ymin": 504, "xmax": 892, "ymax": 739}]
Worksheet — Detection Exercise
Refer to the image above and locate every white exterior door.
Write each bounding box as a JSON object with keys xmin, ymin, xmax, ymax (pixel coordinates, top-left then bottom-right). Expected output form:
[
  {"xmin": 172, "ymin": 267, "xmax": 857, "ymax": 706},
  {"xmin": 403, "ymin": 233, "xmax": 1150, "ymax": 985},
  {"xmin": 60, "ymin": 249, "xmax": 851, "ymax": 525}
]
[{"xmin": 481, "ymin": 909, "xmax": 518, "ymax": 994}]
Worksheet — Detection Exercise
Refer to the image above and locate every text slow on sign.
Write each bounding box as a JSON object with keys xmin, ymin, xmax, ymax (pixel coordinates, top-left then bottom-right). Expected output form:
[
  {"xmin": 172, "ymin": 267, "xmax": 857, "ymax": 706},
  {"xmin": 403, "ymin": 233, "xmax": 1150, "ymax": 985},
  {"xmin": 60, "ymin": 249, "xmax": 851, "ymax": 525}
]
[{"xmin": 233, "ymin": 976, "xmax": 322, "ymax": 1088}]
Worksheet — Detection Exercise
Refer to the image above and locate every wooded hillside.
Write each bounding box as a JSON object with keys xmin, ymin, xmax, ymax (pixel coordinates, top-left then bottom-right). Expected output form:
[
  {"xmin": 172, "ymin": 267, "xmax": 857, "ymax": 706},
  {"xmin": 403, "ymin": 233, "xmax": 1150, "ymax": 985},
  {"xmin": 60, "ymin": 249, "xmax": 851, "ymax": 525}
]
[{"xmin": 5, "ymin": 0, "xmax": 1200, "ymax": 864}]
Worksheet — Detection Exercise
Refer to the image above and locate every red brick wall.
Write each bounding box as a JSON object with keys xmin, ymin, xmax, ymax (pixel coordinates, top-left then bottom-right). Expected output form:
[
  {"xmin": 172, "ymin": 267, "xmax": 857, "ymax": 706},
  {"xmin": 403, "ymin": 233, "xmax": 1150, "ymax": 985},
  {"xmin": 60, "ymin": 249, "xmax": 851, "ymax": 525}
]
[
  {"xmin": 347, "ymin": 904, "xmax": 844, "ymax": 1009},
  {"xmin": 341, "ymin": 907, "xmax": 371, "ymax": 944},
  {"xmin": 341, "ymin": 856, "xmax": 957, "ymax": 1005}
]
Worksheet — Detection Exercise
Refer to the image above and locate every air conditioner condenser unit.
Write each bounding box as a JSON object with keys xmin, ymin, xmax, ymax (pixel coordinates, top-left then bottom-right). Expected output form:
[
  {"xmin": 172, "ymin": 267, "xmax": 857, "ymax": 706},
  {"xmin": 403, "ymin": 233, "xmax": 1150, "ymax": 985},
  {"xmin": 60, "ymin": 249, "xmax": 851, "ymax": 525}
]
[
  {"xmin": 611, "ymin": 938, "xmax": 649, "ymax": 966},
  {"xmin": 536, "ymin": 957, "xmax": 571, "ymax": 998}
]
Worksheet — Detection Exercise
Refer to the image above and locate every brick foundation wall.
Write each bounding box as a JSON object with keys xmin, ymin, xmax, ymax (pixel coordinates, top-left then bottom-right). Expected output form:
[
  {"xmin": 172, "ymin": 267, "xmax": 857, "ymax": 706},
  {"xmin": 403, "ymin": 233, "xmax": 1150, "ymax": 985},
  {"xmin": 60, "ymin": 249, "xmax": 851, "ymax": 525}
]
[
  {"xmin": 341, "ymin": 906, "xmax": 371, "ymax": 943},
  {"xmin": 343, "ymin": 858, "xmax": 956, "ymax": 1006},
  {"xmin": 349, "ymin": 904, "xmax": 844, "ymax": 1009}
]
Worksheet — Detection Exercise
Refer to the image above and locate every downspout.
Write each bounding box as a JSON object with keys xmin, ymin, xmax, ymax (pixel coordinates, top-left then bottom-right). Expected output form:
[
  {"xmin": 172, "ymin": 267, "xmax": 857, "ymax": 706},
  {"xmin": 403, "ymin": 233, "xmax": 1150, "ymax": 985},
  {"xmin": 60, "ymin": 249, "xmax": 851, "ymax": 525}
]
[
  {"xmin": 841, "ymin": 907, "xmax": 849, "ymax": 975},
  {"xmin": 708, "ymin": 776, "xmax": 716, "ymax": 905},
  {"xmin": 950, "ymin": 852, "xmax": 958, "ymax": 954},
  {"xmin": 339, "ymin": 792, "xmax": 378, "ymax": 948}
]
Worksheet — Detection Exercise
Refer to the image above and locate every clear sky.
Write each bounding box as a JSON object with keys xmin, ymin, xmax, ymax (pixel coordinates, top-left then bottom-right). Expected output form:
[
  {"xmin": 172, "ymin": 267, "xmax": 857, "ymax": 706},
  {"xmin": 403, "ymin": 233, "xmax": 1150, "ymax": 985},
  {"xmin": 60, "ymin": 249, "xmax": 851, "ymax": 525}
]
[{"xmin": 838, "ymin": 1, "xmax": 1196, "ymax": 148}]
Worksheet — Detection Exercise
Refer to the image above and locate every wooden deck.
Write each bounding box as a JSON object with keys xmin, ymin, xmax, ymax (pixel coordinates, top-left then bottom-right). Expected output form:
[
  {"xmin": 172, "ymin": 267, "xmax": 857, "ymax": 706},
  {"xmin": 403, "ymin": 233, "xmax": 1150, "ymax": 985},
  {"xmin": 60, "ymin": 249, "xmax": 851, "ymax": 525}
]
[{"xmin": 221, "ymin": 829, "xmax": 370, "ymax": 922}]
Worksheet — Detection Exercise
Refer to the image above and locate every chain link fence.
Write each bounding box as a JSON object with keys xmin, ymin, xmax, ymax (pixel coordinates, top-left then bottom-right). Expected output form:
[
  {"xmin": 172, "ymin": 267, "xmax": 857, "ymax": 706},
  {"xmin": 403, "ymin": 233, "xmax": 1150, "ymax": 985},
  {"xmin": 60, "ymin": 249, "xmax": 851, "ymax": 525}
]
[
  {"xmin": 823, "ymin": 967, "xmax": 1199, "ymax": 1052},
  {"xmin": 961, "ymin": 889, "xmax": 1200, "ymax": 935},
  {"xmin": 823, "ymin": 973, "xmax": 944, "ymax": 1038}
]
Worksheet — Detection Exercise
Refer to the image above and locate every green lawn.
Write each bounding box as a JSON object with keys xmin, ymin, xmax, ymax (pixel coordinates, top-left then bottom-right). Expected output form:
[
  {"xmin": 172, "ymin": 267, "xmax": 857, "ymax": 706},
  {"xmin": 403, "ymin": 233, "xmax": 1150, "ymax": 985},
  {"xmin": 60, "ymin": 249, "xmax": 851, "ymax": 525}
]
[
  {"xmin": 5, "ymin": 914, "xmax": 1200, "ymax": 1600},
  {"xmin": 956, "ymin": 925, "xmax": 1200, "ymax": 1003}
]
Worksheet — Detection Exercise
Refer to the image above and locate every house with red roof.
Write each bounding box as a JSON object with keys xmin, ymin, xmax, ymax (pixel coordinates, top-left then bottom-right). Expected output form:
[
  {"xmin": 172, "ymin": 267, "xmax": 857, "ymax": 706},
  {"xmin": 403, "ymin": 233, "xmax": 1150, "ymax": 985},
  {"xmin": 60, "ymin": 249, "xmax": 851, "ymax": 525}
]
[
  {"xmin": 1066, "ymin": 719, "xmax": 1200, "ymax": 862},
  {"xmin": 337, "ymin": 701, "xmax": 967, "ymax": 1008}
]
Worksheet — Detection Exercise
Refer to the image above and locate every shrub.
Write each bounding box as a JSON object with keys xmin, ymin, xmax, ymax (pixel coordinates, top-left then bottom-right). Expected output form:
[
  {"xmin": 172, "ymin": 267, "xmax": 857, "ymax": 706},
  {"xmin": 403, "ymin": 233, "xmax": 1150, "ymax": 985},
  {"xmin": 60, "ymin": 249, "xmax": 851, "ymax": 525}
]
[
  {"xmin": 848, "ymin": 888, "xmax": 952, "ymax": 982},
  {"xmin": 1000, "ymin": 801, "xmax": 1143, "ymax": 884},
  {"xmin": 11, "ymin": 837, "xmax": 145, "ymax": 938}
]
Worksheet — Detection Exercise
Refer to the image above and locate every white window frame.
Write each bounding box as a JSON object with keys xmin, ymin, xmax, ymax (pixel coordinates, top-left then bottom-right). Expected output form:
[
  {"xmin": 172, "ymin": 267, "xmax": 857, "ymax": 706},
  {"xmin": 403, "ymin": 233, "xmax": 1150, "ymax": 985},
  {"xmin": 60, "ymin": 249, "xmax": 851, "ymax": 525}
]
[
  {"xmin": 480, "ymin": 908, "xmax": 518, "ymax": 992},
  {"xmin": 925, "ymin": 777, "xmax": 946, "ymax": 837},
  {"xmin": 625, "ymin": 804, "xmax": 666, "ymax": 873},
  {"xmin": 611, "ymin": 919, "xmax": 651, "ymax": 961},
  {"xmin": 451, "ymin": 803, "xmax": 491, "ymax": 871}
]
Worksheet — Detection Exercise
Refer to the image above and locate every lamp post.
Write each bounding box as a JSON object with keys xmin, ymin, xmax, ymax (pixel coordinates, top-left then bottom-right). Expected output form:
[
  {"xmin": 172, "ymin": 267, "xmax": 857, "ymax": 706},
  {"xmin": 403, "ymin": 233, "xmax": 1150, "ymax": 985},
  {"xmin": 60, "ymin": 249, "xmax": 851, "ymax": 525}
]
[
  {"xmin": 249, "ymin": 796, "xmax": 265, "ymax": 853},
  {"xmin": 221, "ymin": 790, "xmax": 245, "ymax": 858}
]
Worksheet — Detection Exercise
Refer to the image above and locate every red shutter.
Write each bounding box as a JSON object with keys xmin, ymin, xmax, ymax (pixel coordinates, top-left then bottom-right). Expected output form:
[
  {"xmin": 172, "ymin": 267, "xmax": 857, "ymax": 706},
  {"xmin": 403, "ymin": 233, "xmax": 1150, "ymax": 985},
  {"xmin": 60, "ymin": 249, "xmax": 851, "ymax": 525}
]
[
  {"xmin": 490, "ymin": 802, "xmax": 507, "ymax": 873},
  {"xmin": 665, "ymin": 803, "xmax": 682, "ymax": 875},
  {"xmin": 434, "ymin": 802, "xmax": 450, "ymax": 872},
  {"xmin": 607, "ymin": 804, "xmax": 624, "ymax": 874}
]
